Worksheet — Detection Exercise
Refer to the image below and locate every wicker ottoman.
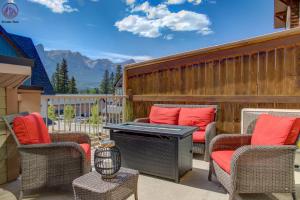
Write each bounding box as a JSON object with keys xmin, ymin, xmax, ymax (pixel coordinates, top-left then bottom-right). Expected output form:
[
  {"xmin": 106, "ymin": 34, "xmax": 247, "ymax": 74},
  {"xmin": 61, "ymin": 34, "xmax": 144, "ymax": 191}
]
[{"xmin": 72, "ymin": 168, "xmax": 139, "ymax": 200}]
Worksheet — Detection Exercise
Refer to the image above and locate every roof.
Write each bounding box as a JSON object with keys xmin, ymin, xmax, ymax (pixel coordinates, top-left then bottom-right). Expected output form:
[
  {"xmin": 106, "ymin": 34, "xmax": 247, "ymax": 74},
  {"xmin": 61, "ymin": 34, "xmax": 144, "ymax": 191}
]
[{"xmin": 0, "ymin": 25, "xmax": 54, "ymax": 94}]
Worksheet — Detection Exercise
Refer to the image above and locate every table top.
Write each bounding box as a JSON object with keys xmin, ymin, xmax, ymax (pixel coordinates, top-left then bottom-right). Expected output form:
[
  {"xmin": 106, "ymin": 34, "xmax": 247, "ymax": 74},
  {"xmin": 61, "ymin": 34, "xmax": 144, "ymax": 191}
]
[
  {"xmin": 104, "ymin": 122, "xmax": 198, "ymax": 138},
  {"xmin": 72, "ymin": 168, "xmax": 138, "ymax": 193}
]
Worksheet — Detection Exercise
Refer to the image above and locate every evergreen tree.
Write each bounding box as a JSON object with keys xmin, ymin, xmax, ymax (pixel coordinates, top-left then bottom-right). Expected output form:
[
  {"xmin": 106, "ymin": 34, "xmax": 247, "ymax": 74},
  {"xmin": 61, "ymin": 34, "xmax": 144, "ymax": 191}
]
[
  {"xmin": 51, "ymin": 73, "xmax": 56, "ymax": 92},
  {"xmin": 51, "ymin": 63, "xmax": 60, "ymax": 93},
  {"xmin": 109, "ymin": 72, "xmax": 115, "ymax": 94},
  {"xmin": 99, "ymin": 69, "xmax": 110, "ymax": 94},
  {"xmin": 59, "ymin": 59, "xmax": 69, "ymax": 93},
  {"xmin": 115, "ymin": 65, "xmax": 122, "ymax": 83},
  {"xmin": 68, "ymin": 76, "xmax": 78, "ymax": 94}
]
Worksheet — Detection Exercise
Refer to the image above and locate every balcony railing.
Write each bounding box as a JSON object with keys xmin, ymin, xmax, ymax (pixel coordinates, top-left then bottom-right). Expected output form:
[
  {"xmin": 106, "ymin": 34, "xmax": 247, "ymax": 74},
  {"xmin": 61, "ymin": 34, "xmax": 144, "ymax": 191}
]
[{"xmin": 41, "ymin": 95, "xmax": 125, "ymax": 136}]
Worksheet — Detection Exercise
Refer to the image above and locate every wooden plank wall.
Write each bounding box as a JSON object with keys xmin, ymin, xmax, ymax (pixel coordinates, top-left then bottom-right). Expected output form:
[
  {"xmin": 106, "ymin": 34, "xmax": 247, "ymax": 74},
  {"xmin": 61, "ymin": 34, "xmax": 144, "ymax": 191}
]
[{"xmin": 125, "ymin": 32, "xmax": 300, "ymax": 133}]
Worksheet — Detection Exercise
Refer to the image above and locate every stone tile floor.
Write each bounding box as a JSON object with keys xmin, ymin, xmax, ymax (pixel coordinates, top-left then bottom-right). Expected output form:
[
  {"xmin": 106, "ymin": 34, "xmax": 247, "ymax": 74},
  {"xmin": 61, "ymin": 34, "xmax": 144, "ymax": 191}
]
[{"xmin": 1, "ymin": 156, "xmax": 299, "ymax": 200}]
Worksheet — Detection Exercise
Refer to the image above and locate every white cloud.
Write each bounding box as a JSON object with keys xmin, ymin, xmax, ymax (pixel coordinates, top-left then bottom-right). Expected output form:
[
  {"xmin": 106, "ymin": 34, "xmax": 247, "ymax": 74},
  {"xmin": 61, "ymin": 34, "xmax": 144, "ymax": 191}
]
[
  {"xmin": 28, "ymin": 0, "xmax": 78, "ymax": 13},
  {"xmin": 126, "ymin": 0, "xmax": 135, "ymax": 5},
  {"xmin": 166, "ymin": 0, "xmax": 202, "ymax": 5},
  {"xmin": 187, "ymin": 0, "xmax": 202, "ymax": 5},
  {"xmin": 115, "ymin": 1, "xmax": 212, "ymax": 38},
  {"xmin": 115, "ymin": 15, "xmax": 161, "ymax": 38},
  {"xmin": 166, "ymin": 0, "xmax": 185, "ymax": 5},
  {"xmin": 161, "ymin": 10, "xmax": 211, "ymax": 33},
  {"xmin": 99, "ymin": 52, "xmax": 152, "ymax": 63},
  {"xmin": 132, "ymin": 2, "xmax": 170, "ymax": 19},
  {"xmin": 164, "ymin": 34, "xmax": 174, "ymax": 40}
]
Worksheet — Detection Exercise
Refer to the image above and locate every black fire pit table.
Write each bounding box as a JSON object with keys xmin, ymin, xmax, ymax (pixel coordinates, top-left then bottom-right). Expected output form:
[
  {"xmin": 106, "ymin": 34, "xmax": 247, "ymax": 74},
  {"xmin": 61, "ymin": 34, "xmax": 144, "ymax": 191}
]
[{"xmin": 104, "ymin": 122, "xmax": 198, "ymax": 183}]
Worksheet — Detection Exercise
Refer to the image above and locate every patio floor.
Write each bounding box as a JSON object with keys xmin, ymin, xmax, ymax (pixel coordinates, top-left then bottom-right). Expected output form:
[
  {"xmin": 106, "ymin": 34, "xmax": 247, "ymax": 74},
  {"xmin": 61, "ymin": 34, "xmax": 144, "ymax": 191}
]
[{"xmin": 1, "ymin": 155, "xmax": 300, "ymax": 200}]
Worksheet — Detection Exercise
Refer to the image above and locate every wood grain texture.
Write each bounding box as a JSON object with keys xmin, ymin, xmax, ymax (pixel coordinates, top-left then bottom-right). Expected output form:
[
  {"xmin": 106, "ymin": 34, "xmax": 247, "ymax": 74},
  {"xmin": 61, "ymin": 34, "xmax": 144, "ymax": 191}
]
[{"xmin": 125, "ymin": 32, "xmax": 300, "ymax": 133}]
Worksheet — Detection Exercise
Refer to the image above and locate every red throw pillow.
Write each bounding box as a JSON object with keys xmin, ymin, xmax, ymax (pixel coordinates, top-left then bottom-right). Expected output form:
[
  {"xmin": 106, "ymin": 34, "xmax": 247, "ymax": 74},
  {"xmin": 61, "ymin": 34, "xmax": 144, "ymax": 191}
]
[
  {"xmin": 13, "ymin": 113, "xmax": 51, "ymax": 145},
  {"xmin": 251, "ymin": 114, "xmax": 297, "ymax": 145},
  {"xmin": 178, "ymin": 107, "xmax": 215, "ymax": 130},
  {"xmin": 149, "ymin": 106, "xmax": 180, "ymax": 125},
  {"xmin": 80, "ymin": 143, "xmax": 91, "ymax": 161},
  {"xmin": 285, "ymin": 118, "xmax": 300, "ymax": 145}
]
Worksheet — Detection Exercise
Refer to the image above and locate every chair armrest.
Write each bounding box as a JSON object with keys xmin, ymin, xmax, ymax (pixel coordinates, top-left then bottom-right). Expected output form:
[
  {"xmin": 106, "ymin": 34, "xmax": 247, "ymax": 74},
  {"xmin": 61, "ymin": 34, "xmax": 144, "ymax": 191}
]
[
  {"xmin": 19, "ymin": 142, "xmax": 85, "ymax": 156},
  {"xmin": 209, "ymin": 134, "xmax": 252, "ymax": 155},
  {"xmin": 230, "ymin": 145, "xmax": 297, "ymax": 193},
  {"xmin": 232, "ymin": 145, "xmax": 297, "ymax": 173},
  {"xmin": 18, "ymin": 142, "xmax": 89, "ymax": 173},
  {"xmin": 134, "ymin": 117, "xmax": 150, "ymax": 123},
  {"xmin": 205, "ymin": 122, "xmax": 217, "ymax": 144},
  {"xmin": 202, "ymin": 122, "xmax": 216, "ymax": 161},
  {"xmin": 50, "ymin": 132, "xmax": 91, "ymax": 145}
]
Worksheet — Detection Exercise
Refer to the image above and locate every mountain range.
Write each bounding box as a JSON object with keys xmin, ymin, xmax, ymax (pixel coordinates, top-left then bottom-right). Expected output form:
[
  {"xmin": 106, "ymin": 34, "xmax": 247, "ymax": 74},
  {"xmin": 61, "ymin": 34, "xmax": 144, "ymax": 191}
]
[{"xmin": 36, "ymin": 44, "xmax": 135, "ymax": 89}]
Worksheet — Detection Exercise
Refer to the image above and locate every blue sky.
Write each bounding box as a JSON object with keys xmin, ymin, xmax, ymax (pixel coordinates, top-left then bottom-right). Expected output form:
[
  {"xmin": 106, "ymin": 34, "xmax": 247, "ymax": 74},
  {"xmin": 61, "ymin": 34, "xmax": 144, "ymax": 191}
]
[{"xmin": 2, "ymin": 0, "xmax": 278, "ymax": 62}]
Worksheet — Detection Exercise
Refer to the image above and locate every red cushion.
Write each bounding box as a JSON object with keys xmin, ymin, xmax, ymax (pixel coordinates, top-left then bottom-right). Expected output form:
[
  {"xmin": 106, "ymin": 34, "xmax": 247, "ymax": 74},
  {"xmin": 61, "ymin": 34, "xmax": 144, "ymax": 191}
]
[
  {"xmin": 32, "ymin": 113, "xmax": 51, "ymax": 143},
  {"xmin": 251, "ymin": 114, "xmax": 298, "ymax": 145},
  {"xmin": 285, "ymin": 118, "xmax": 300, "ymax": 145},
  {"xmin": 178, "ymin": 107, "xmax": 215, "ymax": 130},
  {"xmin": 79, "ymin": 143, "xmax": 91, "ymax": 161},
  {"xmin": 211, "ymin": 150, "xmax": 235, "ymax": 174},
  {"xmin": 193, "ymin": 131, "xmax": 205, "ymax": 143},
  {"xmin": 13, "ymin": 112, "xmax": 51, "ymax": 145},
  {"xmin": 149, "ymin": 106, "xmax": 180, "ymax": 125}
]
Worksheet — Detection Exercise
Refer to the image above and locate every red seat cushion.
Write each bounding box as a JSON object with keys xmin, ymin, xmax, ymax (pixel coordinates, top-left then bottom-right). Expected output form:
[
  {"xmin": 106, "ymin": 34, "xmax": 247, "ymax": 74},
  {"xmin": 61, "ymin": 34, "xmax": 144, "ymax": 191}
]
[
  {"xmin": 79, "ymin": 143, "xmax": 91, "ymax": 161},
  {"xmin": 251, "ymin": 114, "xmax": 299, "ymax": 145},
  {"xmin": 193, "ymin": 131, "xmax": 205, "ymax": 143},
  {"xmin": 211, "ymin": 150, "xmax": 235, "ymax": 174},
  {"xmin": 13, "ymin": 112, "xmax": 51, "ymax": 145},
  {"xmin": 178, "ymin": 107, "xmax": 215, "ymax": 131},
  {"xmin": 149, "ymin": 106, "xmax": 180, "ymax": 125}
]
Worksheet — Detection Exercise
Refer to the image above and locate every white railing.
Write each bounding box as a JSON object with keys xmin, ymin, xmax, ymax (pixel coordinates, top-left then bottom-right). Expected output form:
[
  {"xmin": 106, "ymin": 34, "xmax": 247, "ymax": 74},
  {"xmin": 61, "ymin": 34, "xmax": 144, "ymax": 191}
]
[{"xmin": 41, "ymin": 95, "xmax": 126, "ymax": 136}]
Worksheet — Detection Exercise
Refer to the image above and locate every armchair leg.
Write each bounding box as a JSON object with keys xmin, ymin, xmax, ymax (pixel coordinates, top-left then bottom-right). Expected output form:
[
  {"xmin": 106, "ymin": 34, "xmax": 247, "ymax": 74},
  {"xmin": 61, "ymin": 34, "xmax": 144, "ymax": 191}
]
[
  {"xmin": 228, "ymin": 193, "xmax": 235, "ymax": 200},
  {"xmin": 19, "ymin": 191, "xmax": 23, "ymax": 200},
  {"xmin": 292, "ymin": 192, "xmax": 296, "ymax": 200},
  {"xmin": 208, "ymin": 162, "xmax": 213, "ymax": 181}
]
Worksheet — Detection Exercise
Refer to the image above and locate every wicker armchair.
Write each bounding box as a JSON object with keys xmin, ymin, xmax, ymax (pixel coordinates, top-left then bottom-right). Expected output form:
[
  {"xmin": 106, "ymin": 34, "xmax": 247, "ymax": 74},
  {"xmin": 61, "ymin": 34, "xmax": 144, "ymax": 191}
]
[
  {"xmin": 208, "ymin": 108, "xmax": 300, "ymax": 200},
  {"xmin": 134, "ymin": 104, "xmax": 218, "ymax": 161},
  {"xmin": 3, "ymin": 112, "xmax": 91, "ymax": 198}
]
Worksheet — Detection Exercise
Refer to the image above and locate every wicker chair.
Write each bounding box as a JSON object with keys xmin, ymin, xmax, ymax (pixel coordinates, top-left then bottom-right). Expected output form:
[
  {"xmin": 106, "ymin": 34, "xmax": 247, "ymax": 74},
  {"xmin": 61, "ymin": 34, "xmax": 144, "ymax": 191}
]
[
  {"xmin": 3, "ymin": 112, "xmax": 91, "ymax": 198},
  {"xmin": 208, "ymin": 108, "xmax": 300, "ymax": 200},
  {"xmin": 134, "ymin": 104, "xmax": 218, "ymax": 161}
]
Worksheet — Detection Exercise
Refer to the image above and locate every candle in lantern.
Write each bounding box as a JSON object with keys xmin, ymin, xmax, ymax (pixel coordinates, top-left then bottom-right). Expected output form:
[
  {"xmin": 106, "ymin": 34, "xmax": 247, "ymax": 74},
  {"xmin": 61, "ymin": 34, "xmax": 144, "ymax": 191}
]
[{"xmin": 102, "ymin": 159, "xmax": 113, "ymax": 175}]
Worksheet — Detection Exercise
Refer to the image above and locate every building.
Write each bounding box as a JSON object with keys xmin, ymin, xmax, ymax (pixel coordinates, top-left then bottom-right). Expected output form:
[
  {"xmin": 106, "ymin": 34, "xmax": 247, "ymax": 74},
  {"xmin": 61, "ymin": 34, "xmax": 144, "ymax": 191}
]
[
  {"xmin": 0, "ymin": 26, "xmax": 54, "ymax": 95},
  {"xmin": 274, "ymin": 0, "xmax": 300, "ymax": 29},
  {"xmin": 0, "ymin": 25, "xmax": 53, "ymax": 184}
]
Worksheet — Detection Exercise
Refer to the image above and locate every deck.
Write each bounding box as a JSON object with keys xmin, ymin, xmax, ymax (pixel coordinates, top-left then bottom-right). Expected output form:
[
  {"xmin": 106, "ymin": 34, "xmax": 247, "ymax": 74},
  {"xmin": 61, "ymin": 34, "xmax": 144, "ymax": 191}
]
[{"xmin": 1, "ymin": 153, "xmax": 299, "ymax": 200}]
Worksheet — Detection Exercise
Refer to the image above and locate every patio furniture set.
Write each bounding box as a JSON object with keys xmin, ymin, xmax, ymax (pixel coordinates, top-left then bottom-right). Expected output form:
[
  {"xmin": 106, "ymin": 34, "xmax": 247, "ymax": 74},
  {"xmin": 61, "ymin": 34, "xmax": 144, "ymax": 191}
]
[{"xmin": 2, "ymin": 105, "xmax": 300, "ymax": 200}]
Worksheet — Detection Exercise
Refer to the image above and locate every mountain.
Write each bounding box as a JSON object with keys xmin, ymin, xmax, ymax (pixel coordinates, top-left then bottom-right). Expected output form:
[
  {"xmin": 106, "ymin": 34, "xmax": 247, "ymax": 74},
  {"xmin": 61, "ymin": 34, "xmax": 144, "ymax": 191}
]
[{"xmin": 36, "ymin": 44, "xmax": 135, "ymax": 89}]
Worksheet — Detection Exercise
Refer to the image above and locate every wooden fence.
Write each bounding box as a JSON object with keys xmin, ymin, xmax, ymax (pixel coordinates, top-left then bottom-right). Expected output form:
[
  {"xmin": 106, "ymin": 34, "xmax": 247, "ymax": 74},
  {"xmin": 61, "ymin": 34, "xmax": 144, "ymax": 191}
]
[{"xmin": 124, "ymin": 28, "xmax": 300, "ymax": 133}]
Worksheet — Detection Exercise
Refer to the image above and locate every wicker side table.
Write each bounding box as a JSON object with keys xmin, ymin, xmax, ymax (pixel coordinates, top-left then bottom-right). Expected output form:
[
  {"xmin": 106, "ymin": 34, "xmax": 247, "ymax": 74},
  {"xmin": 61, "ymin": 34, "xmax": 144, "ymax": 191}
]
[{"xmin": 72, "ymin": 168, "xmax": 139, "ymax": 200}]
